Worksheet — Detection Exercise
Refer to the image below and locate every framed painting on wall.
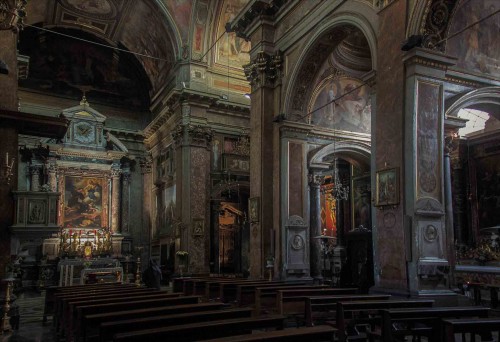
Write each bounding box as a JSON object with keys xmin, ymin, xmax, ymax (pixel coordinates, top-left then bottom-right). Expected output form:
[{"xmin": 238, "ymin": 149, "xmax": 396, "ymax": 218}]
[
  {"xmin": 62, "ymin": 175, "xmax": 107, "ymax": 228},
  {"xmin": 192, "ymin": 218, "xmax": 204, "ymax": 236},
  {"xmin": 375, "ymin": 168, "xmax": 399, "ymax": 207}
]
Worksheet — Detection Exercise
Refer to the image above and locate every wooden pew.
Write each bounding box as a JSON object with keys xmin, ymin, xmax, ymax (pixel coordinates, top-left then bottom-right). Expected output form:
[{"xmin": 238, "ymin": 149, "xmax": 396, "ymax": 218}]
[
  {"xmin": 336, "ymin": 300, "xmax": 435, "ymax": 342},
  {"xmin": 54, "ymin": 285, "xmax": 147, "ymax": 332},
  {"xmin": 256, "ymin": 286, "xmax": 356, "ymax": 315},
  {"xmin": 44, "ymin": 283, "xmax": 134, "ymax": 322},
  {"xmin": 182, "ymin": 277, "xmax": 244, "ymax": 296},
  {"xmin": 98, "ymin": 308, "xmax": 254, "ymax": 342},
  {"xmin": 305, "ymin": 295, "xmax": 391, "ymax": 327},
  {"xmin": 220, "ymin": 281, "xmax": 289, "ymax": 303},
  {"xmin": 376, "ymin": 306, "xmax": 490, "ymax": 342},
  {"xmin": 442, "ymin": 317, "xmax": 500, "ymax": 342},
  {"xmin": 277, "ymin": 288, "xmax": 365, "ymax": 316},
  {"xmin": 54, "ymin": 287, "xmax": 156, "ymax": 329},
  {"xmin": 72, "ymin": 295, "xmax": 200, "ymax": 341},
  {"xmin": 235, "ymin": 282, "xmax": 311, "ymax": 307},
  {"xmin": 205, "ymin": 279, "xmax": 276, "ymax": 301},
  {"xmin": 200, "ymin": 325, "xmax": 337, "ymax": 341},
  {"xmin": 112, "ymin": 316, "xmax": 287, "ymax": 342},
  {"xmin": 84, "ymin": 302, "xmax": 230, "ymax": 342},
  {"xmin": 62, "ymin": 291, "xmax": 181, "ymax": 338}
]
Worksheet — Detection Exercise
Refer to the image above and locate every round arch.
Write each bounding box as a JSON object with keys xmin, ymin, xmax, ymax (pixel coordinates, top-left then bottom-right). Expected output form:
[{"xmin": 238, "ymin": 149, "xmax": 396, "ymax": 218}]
[
  {"xmin": 284, "ymin": 12, "xmax": 378, "ymax": 117},
  {"xmin": 309, "ymin": 141, "xmax": 371, "ymax": 171},
  {"xmin": 445, "ymin": 87, "xmax": 500, "ymax": 120}
]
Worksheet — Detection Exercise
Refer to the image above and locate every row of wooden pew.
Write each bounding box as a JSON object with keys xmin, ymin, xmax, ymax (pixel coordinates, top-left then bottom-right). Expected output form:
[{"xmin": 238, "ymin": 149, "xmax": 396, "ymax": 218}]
[
  {"xmin": 47, "ymin": 277, "xmax": 340, "ymax": 341},
  {"xmin": 45, "ymin": 277, "xmax": 500, "ymax": 342}
]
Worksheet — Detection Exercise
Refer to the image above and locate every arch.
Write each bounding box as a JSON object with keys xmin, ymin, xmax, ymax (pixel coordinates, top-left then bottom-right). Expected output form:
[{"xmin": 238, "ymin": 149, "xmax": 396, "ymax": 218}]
[
  {"xmin": 284, "ymin": 12, "xmax": 377, "ymax": 117},
  {"xmin": 406, "ymin": 0, "xmax": 431, "ymax": 38},
  {"xmin": 445, "ymin": 87, "xmax": 500, "ymax": 120},
  {"xmin": 154, "ymin": 0, "xmax": 183, "ymax": 60},
  {"xmin": 308, "ymin": 141, "xmax": 371, "ymax": 171}
]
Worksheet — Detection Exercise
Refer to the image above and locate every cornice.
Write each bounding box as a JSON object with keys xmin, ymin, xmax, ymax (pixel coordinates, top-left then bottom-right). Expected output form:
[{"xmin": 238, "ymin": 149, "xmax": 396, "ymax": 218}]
[
  {"xmin": 231, "ymin": 0, "xmax": 290, "ymax": 39},
  {"xmin": 48, "ymin": 144, "xmax": 126, "ymax": 161}
]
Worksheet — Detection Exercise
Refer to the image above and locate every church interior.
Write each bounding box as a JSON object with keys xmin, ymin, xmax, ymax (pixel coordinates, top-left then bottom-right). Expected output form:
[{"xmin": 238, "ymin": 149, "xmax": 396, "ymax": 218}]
[{"xmin": 0, "ymin": 0, "xmax": 500, "ymax": 341}]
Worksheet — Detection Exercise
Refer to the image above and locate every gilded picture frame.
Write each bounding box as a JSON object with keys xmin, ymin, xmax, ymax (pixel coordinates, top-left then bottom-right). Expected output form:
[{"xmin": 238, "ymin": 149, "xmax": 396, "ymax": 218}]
[
  {"xmin": 375, "ymin": 167, "xmax": 399, "ymax": 207},
  {"xmin": 249, "ymin": 197, "xmax": 260, "ymax": 223}
]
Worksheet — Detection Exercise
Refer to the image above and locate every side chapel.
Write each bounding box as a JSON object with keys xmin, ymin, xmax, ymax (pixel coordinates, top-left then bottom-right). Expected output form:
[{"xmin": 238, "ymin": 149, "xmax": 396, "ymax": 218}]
[{"xmin": 0, "ymin": 0, "xmax": 499, "ymax": 298}]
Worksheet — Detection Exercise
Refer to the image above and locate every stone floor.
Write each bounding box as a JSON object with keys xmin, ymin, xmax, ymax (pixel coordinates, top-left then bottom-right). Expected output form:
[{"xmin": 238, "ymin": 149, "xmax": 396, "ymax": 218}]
[{"xmin": 0, "ymin": 290, "xmax": 53, "ymax": 342}]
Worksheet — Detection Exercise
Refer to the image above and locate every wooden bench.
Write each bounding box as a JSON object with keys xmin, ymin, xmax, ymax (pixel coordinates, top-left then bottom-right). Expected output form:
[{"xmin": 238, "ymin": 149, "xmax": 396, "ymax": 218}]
[
  {"xmin": 44, "ymin": 283, "xmax": 134, "ymax": 322},
  {"xmin": 200, "ymin": 325, "xmax": 337, "ymax": 341},
  {"xmin": 54, "ymin": 286, "xmax": 152, "ymax": 333},
  {"xmin": 84, "ymin": 302, "xmax": 230, "ymax": 342},
  {"xmin": 220, "ymin": 281, "xmax": 290, "ymax": 303},
  {"xmin": 73, "ymin": 295, "xmax": 200, "ymax": 341},
  {"xmin": 442, "ymin": 317, "xmax": 500, "ymax": 342},
  {"xmin": 182, "ymin": 277, "xmax": 243, "ymax": 296},
  {"xmin": 98, "ymin": 307, "xmax": 254, "ymax": 342},
  {"xmin": 63, "ymin": 291, "xmax": 181, "ymax": 338},
  {"xmin": 277, "ymin": 288, "xmax": 365, "ymax": 316},
  {"xmin": 205, "ymin": 279, "xmax": 277, "ymax": 301},
  {"xmin": 54, "ymin": 287, "xmax": 156, "ymax": 329},
  {"xmin": 304, "ymin": 294, "xmax": 392, "ymax": 327},
  {"xmin": 112, "ymin": 315, "xmax": 287, "ymax": 342},
  {"xmin": 255, "ymin": 285, "xmax": 338, "ymax": 315},
  {"xmin": 376, "ymin": 306, "xmax": 490, "ymax": 342},
  {"xmin": 336, "ymin": 300, "xmax": 435, "ymax": 342},
  {"xmin": 235, "ymin": 282, "xmax": 310, "ymax": 306}
]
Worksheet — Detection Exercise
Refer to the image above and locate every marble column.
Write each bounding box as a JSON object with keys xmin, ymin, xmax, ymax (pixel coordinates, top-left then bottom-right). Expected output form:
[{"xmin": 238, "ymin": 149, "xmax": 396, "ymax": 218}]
[
  {"xmin": 309, "ymin": 172, "xmax": 323, "ymax": 281},
  {"xmin": 402, "ymin": 48, "xmax": 457, "ymax": 295},
  {"xmin": 139, "ymin": 156, "xmax": 152, "ymax": 264},
  {"xmin": 444, "ymin": 134, "xmax": 458, "ymax": 285},
  {"xmin": 29, "ymin": 165, "xmax": 41, "ymax": 192},
  {"xmin": 121, "ymin": 166, "xmax": 131, "ymax": 234},
  {"xmin": 110, "ymin": 166, "xmax": 121, "ymax": 234},
  {"xmin": 245, "ymin": 48, "xmax": 283, "ymax": 278},
  {"xmin": 47, "ymin": 162, "xmax": 57, "ymax": 192},
  {"xmin": 172, "ymin": 105, "xmax": 213, "ymax": 275}
]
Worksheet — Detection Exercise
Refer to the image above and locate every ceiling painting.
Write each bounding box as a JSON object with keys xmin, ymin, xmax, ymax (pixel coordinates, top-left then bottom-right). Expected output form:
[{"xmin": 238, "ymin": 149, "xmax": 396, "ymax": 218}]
[
  {"xmin": 309, "ymin": 76, "xmax": 371, "ymax": 134},
  {"xmin": 18, "ymin": 27, "xmax": 151, "ymax": 109},
  {"xmin": 163, "ymin": 0, "xmax": 192, "ymax": 42},
  {"xmin": 447, "ymin": 0, "xmax": 500, "ymax": 77},
  {"xmin": 215, "ymin": 0, "xmax": 251, "ymax": 68}
]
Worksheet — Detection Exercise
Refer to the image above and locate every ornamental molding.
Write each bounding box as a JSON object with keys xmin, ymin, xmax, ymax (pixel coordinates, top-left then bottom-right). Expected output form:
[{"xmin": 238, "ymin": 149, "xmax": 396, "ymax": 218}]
[
  {"xmin": 57, "ymin": 166, "xmax": 112, "ymax": 177},
  {"xmin": 420, "ymin": 0, "xmax": 458, "ymax": 52},
  {"xmin": 49, "ymin": 145, "xmax": 126, "ymax": 161},
  {"xmin": 172, "ymin": 124, "xmax": 213, "ymax": 149},
  {"xmin": 244, "ymin": 51, "xmax": 283, "ymax": 88}
]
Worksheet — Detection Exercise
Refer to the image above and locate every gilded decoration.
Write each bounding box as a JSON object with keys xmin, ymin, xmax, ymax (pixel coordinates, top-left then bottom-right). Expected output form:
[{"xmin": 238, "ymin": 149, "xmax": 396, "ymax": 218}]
[
  {"xmin": 244, "ymin": 51, "xmax": 283, "ymax": 88},
  {"xmin": 172, "ymin": 124, "xmax": 213, "ymax": 148},
  {"xmin": 420, "ymin": 0, "xmax": 457, "ymax": 51}
]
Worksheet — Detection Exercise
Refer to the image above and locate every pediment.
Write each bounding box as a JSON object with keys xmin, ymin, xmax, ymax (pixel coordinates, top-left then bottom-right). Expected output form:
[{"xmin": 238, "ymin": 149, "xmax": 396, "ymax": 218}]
[{"xmin": 61, "ymin": 100, "xmax": 106, "ymax": 123}]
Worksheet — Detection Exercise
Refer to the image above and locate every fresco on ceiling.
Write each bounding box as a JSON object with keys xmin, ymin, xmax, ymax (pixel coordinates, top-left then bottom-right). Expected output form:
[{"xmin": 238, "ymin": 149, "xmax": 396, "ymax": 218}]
[
  {"xmin": 18, "ymin": 28, "xmax": 150, "ymax": 109},
  {"xmin": 164, "ymin": 0, "xmax": 192, "ymax": 41},
  {"xmin": 66, "ymin": 0, "xmax": 113, "ymax": 15},
  {"xmin": 309, "ymin": 77, "xmax": 371, "ymax": 133},
  {"xmin": 216, "ymin": 0, "xmax": 251, "ymax": 67},
  {"xmin": 447, "ymin": 0, "xmax": 500, "ymax": 77},
  {"xmin": 119, "ymin": 1, "xmax": 172, "ymax": 92},
  {"xmin": 193, "ymin": 1, "xmax": 209, "ymax": 55}
]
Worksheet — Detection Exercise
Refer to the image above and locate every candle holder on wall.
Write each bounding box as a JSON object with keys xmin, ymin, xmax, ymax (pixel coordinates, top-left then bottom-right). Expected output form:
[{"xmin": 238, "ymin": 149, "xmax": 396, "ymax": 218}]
[{"xmin": 0, "ymin": 152, "xmax": 15, "ymax": 186}]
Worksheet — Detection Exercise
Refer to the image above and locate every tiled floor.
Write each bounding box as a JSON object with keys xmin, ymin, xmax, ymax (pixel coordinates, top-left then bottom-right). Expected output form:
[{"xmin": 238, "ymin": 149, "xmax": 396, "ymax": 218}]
[{"xmin": 1, "ymin": 290, "xmax": 54, "ymax": 342}]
